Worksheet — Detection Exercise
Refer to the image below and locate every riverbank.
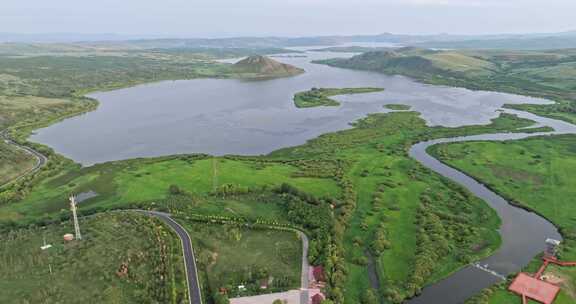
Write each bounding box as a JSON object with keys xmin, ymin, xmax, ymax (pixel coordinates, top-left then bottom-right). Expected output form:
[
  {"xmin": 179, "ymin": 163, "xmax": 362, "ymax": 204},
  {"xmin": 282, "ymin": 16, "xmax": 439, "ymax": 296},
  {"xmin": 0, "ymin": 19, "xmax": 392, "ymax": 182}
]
[{"xmin": 430, "ymin": 135, "xmax": 576, "ymax": 303}]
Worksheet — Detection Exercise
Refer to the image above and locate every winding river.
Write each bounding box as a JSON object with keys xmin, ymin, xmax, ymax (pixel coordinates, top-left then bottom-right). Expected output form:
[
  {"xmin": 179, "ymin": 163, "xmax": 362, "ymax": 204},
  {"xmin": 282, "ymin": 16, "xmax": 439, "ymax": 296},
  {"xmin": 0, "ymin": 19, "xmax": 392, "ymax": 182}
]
[
  {"xmin": 408, "ymin": 109, "xmax": 576, "ymax": 303},
  {"xmin": 28, "ymin": 48, "xmax": 576, "ymax": 303}
]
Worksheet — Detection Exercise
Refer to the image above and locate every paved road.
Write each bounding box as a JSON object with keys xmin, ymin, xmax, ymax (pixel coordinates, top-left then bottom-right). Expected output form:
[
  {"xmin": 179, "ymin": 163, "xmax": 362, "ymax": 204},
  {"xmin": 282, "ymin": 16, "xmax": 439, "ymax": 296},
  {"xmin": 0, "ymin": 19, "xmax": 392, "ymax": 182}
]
[
  {"xmin": 144, "ymin": 211, "xmax": 203, "ymax": 304},
  {"xmin": 0, "ymin": 129, "xmax": 48, "ymax": 188}
]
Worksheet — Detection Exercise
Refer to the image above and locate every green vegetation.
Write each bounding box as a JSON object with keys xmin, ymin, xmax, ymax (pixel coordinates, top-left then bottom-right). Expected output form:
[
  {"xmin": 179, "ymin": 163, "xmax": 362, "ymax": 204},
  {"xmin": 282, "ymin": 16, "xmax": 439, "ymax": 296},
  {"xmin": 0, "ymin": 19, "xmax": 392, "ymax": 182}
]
[
  {"xmin": 317, "ymin": 47, "xmax": 576, "ymax": 124},
  {"xmin": 384, "ymin": 104, "xmax": 411, "ymax": 111},
  {"xmin": 0, "ymin": 50, "xmax": 304, "ymax": 207},
  {"xmin": 431, "ymin": 135, "xmax": 576, "ymax": 303},
  {"xmin": 0, "ymin": 110, "xmax": 540, "ymax": 303},
  {"xmin": 0, "ymin": 212, "xmax": 187, "ymax": 303},
  {"xmin": 293, "ymin": 87, "xmax": 384, "ymax": 108},
  {"xmin": 4, "ymin": 42, "xmax": 575, "ymax": 303},
  {"xmin": 0, "ymin": 155, "xmax": 339, "ymax": 222},
  {"xmin": 183, "ymin": 222, "xmax": 302, "ymax": 299}
]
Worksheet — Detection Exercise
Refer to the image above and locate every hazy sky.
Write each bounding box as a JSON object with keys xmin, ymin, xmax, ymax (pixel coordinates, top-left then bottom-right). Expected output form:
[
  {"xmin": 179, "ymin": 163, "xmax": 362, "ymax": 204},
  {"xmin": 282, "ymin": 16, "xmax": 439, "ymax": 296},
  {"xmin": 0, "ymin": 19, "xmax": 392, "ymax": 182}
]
[{"xmin": 2, "ymin": 0, "xmax": 575, "ymax": 37}]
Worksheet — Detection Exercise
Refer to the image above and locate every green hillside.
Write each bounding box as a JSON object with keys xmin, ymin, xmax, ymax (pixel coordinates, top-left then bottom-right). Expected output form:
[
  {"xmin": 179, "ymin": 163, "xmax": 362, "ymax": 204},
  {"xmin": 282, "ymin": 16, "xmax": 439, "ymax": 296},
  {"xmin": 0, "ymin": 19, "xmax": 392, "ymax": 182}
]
[{"xmin": 317, "ymin": 47, "xmax": 576, "ymax": 124}]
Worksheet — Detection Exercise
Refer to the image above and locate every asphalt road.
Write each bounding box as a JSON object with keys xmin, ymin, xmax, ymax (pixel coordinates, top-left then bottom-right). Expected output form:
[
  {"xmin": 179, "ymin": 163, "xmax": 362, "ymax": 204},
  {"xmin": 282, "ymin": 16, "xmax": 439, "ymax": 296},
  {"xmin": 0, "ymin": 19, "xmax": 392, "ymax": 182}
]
[
  {"xmin": 0, "ymin": 129, "xmax": 48, "ymax": 188},
  {"xmin": 145, "ymin": 211, "xmax": 203, "ymax": 304}
]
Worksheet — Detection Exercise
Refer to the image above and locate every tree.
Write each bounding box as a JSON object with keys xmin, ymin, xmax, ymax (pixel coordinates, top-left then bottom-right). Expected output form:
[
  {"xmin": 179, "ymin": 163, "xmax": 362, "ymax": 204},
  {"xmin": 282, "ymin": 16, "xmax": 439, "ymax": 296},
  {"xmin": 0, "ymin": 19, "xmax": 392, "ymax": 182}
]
[
  {"xmin": 168, "ymin": 184, "xmax": 182, "ymax": 195},
  {"xmin": 361, "ymin": 289, "xmax": 378, "ymax": 304},
  {"xmin": 213, "ymin": 292, "xmax": 230, "ymax": 304}
]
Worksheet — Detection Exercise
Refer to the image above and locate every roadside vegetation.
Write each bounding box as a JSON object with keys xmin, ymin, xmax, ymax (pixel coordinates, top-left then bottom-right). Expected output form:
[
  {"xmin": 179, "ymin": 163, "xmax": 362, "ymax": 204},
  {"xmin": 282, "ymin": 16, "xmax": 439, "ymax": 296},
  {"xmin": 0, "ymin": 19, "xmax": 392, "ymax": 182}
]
[
  {"xmin": 431, "ymin": 135, "xmax": 576, "ymax": 303},
  {"xmin": 0, "ymin": 212, "xmax": 187, "ymax": 303},
  {"xmin": 317, "ymin": 47, "xmax": 576, "ymax": 124},
  {"xmin": 293, "ymin": 87, "xmax": 384, "ymax": 108}
]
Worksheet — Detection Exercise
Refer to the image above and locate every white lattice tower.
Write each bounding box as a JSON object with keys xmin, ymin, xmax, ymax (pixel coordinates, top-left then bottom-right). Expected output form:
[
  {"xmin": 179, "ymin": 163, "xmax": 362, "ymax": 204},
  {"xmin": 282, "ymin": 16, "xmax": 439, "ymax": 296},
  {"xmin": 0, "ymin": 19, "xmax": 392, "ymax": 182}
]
[{"xmin": 69, "ymin": 195, "xmax": 82, "ymax": 240}]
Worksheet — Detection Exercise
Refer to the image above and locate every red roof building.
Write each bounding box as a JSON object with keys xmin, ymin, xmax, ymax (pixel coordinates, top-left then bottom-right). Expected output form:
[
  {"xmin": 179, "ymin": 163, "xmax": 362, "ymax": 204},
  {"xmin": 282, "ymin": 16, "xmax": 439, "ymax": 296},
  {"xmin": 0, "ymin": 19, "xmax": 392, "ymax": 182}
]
[
  {"xmin": 312, "ymin": 266, "xmax": 325, "ymax": 282},
  {"xmin": 508, "ymin": 273, "xmax": 560, "ymax": 304},
  {"xmin": 311, "ymin": 293, "xmax": 324, "ymax": 304}
]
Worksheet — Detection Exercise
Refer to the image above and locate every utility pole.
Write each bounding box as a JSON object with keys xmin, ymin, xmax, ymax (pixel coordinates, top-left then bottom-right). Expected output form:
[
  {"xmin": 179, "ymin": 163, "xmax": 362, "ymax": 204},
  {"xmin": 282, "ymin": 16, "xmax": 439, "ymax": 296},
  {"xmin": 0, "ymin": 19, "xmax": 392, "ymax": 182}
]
[
  {"xmin": 69, "ymin": 195, "xmax": 82, "ymax": 240},
  {"xmin": 212, "ymin": 157, "xmax": 218, "ymax": 192}
]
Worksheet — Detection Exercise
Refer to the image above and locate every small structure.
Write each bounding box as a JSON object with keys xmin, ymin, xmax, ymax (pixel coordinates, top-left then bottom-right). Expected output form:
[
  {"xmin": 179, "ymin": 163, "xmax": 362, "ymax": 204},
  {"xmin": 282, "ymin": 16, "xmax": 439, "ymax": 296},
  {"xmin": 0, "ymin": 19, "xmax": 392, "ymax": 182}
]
[
  {"xmin": 40, "ymin": 235, "xmax": 52, "ymax": 250},
  {"xmin": 260, "ymin": 278, "xmax": 268, "ymax": 290},
  {"xmin": 116, "ymin": 263, "xmax": 129, "ymax": 277},
  {"xmin": 63, "ymin": 233, "xmax": 74, "ymax": 241},
  {"xmin": 508, "ymin": 272, "xmax": 560, "ymax": 304},
  {"xmin": 545, "ymin": 238, "xmax": 561, "ymax": 258},
  {"xmin": 311, "ymin": 292, "xmax": 325, "ymax": 304},
  {"xmin": 312, "ymin": 266, "xmax": 325, "ymax": 283}
]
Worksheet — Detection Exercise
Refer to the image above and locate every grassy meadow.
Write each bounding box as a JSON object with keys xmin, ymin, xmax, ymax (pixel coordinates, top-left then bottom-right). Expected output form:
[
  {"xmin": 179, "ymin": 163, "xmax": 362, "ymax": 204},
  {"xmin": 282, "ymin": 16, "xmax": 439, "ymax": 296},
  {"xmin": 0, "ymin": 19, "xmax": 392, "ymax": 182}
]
[
  {"xmin": 293, "ymin": 87, "xmax": 384, "ymax": 108},
  {"xmin": 431, "ymin": 135, "xmax": 576, "ymax": 303},
  {"xmin": 182, "ymin": 222, "xmax": 302, "ymax": 300},
  {"xmin": 0, "ymin": 156, "xmax": 339, "ymax": 223},
  {"xmin": 0, "ymin": 212, "xmax": 187, "ymax": 303}
]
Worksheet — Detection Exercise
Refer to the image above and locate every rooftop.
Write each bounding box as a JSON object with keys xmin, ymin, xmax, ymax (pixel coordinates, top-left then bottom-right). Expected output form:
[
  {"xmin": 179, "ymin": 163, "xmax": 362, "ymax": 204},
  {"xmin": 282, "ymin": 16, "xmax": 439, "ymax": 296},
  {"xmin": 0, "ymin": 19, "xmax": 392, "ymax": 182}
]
[{"xmin": 508, "ymin": 273, "xmax": 560, "ymax": 304}]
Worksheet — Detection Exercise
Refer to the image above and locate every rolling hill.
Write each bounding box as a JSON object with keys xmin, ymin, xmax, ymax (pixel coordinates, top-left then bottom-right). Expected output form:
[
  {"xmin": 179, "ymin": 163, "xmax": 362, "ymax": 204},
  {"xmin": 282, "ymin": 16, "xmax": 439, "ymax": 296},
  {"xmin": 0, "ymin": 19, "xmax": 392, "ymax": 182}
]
[{"xmin": 232, "ymin": 55, "xmax": 304, "ymax": 78}]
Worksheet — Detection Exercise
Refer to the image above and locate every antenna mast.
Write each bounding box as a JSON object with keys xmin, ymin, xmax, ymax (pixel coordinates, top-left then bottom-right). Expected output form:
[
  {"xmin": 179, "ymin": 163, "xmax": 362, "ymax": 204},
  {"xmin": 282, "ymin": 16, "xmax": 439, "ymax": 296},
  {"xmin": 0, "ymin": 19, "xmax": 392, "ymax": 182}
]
[{"xmin": 69, "ymin": 195, "xmax": 82, "ymax": 240}]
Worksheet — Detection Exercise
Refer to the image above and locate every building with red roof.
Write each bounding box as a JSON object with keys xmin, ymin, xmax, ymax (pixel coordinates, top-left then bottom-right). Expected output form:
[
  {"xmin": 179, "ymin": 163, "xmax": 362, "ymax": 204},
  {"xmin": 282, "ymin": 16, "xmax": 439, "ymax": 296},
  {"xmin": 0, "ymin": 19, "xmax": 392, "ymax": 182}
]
[
  {"xmin": 508, "ymin": 272, "xmax": 560, "ymax": 304},
  {"xmin": 312, "ymin": 266, "xmax": 325, "ymax": 282},
  {"xmin": 311, "ymin": 293, "xmax": 324, "ymax": 304}
]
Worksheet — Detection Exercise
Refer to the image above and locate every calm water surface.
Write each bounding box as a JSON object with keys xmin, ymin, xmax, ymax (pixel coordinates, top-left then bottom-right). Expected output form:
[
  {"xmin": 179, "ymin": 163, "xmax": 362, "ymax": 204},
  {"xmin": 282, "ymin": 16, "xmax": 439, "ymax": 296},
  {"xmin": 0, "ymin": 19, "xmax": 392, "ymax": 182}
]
[{"xmin": 30, "ymin": 50, "xmax": 549, "ymax": 165}]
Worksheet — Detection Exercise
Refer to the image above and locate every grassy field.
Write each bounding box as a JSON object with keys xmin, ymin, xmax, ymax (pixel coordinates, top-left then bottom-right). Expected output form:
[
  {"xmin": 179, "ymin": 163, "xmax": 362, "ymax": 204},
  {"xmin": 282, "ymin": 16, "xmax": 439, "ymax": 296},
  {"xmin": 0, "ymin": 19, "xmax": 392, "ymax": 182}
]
[
  {"xmin": 431, "ymin": 135, "xmax": 576, "ymax": 303},
  {"xmin": 0, "ymin": 212, "xmax": 187, "ymax": 303},
  {"xmin": 181, "ymin": 222, "xmax": 302, "ymax": 300},
  {"xmin": 293, "ymin": 87, "xmax": 384, "ymax": 108},
  {"xmin": 0, "ymin": 110, "xmax": 543, "ymax": 303},
  {"xmin": 0, "ymin": 156, "xmax": 339, "ymax": 223}
]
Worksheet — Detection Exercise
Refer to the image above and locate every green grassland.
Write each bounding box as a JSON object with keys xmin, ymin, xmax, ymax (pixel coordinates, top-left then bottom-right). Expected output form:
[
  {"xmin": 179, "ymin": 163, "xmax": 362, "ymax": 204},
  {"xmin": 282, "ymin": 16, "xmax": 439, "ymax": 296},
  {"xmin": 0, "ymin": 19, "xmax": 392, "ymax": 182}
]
[
  {"xmin": 317, "ymin": 47, "xmax": 576, "ymax": 124},
  {"xmin": 182, "ymin": 222, "xmax": 302, "ymax": 299},
  {"xmin": 0, "ymin": 111, "xmax": 540, "ymax": 303},
  {"xmin": 0, "ymin": 156, "xmax": 339, "ymax": 223},
  {"xmin": 430, "ymin": 135, "xmax": 576, "ymax": 303},
  {"xmin": 293, "ymin": 87, "xmax": 384, "ymax": 108},
  {"xmin": 0, "ymin": 212, "xmax": 187, "ymax": 304}
]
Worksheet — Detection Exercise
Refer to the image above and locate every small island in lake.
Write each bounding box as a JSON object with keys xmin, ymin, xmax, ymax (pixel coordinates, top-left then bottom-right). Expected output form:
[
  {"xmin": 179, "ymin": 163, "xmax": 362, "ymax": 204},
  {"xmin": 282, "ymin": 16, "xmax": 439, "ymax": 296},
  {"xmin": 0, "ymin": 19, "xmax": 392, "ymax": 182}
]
[
  {"xmin": 384, "ymin": 104, "xmax": 411, "ymax": 110},
  {"xmin": 293, "ymin": 87, "xmax": 384, "ymax": 108}
]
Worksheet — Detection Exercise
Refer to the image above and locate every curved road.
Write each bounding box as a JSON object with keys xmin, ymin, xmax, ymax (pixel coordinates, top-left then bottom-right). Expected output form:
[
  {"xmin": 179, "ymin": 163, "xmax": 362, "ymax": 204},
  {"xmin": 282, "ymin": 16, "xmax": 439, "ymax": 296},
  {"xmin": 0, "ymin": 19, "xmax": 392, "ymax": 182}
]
[
  {"xmin": 143, "ymin": 211, "xmax": 203, "ymax": 304},
  {"xmin": 0, "ymin": 129, "xmax": 47, "ymax": 189}
]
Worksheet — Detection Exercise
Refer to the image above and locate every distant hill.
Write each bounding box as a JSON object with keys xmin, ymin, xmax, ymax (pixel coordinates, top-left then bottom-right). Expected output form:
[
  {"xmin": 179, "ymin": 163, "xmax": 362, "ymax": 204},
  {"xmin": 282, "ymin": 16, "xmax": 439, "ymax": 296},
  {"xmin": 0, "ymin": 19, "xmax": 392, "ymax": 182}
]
[
  {"xmin": 315, "ymin": 47, "xmax": 576, "ymax": 109},
  {"xmin": 317, "ymin": 47, "xmax": 496, "ymax": 81},
  {"xmin": 232, "ymin": 55, "xmax": 304, "ymax": 78}
]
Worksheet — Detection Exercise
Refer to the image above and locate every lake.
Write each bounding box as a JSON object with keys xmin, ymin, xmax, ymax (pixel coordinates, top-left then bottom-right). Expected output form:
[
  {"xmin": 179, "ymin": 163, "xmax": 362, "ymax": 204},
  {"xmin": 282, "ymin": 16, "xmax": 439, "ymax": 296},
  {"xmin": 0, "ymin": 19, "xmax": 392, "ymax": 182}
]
[{"xmin": 30, "ymin": 50, "xmax": 550, "ymax": 166}]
